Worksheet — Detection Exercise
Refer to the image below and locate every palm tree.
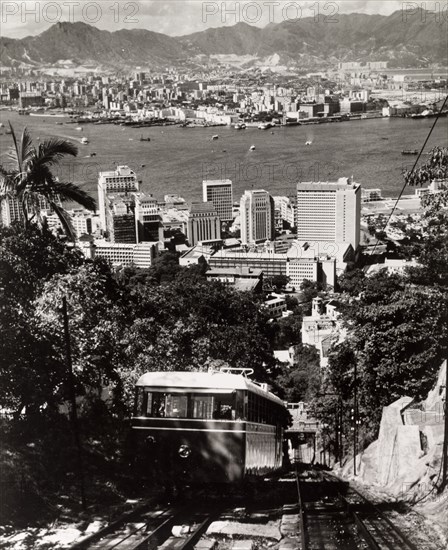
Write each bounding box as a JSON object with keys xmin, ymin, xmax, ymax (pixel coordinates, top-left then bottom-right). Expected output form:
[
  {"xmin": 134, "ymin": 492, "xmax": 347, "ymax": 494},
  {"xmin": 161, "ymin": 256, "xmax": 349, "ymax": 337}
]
[{"xmin": 0, "ymin": 122, "xmax": 96, "ymax": 241}]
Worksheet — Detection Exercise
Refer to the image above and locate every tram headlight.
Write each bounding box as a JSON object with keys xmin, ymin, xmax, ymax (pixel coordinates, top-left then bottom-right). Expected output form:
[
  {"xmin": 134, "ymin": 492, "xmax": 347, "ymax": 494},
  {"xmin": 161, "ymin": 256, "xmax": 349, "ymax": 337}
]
[{"xmin": 178, "ymin": 445, "xmax": 191, "ymax": 458}]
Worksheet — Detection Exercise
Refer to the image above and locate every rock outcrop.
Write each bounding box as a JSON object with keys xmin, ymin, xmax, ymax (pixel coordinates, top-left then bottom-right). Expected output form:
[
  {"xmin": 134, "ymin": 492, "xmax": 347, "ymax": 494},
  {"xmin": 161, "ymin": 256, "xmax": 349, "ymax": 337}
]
[{"xmin": 340, "ymin": 361, "xmax": 446, "ymax": 501}]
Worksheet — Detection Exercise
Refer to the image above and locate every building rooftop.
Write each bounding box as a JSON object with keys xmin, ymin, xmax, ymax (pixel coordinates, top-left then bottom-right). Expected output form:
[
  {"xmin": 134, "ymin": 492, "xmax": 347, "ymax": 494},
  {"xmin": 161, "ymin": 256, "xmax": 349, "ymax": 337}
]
[
  {"xmin": 233, "ymin": 278, "xmax": 261, "ymax": 292},
  {"xmin": 180, "ymin": 245, "xmax": 215, "ymax": 261},
  {"xmin": 206, "ymin": 266, "xmax": 263, "ymax": 278},
  {"xmin": 189, "ymin": 202, "xmax": 219, "ymax": 215},
  {"xmin": 99, "ymin": 165, "xmax": 136, "ymax": 178},
  {"xmin": 297, "ymin": 178, "xmax": 360, "ymax": 191},
  {"xmin": 203, "ymin": 179, "xmax": 232, "ymax": 186}
]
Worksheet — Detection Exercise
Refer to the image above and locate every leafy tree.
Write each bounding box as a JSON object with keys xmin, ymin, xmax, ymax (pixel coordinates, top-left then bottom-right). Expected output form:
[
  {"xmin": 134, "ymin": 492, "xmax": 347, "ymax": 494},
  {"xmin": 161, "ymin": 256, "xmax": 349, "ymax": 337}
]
[
  {"xmin": 403, "ymin": 146, "xmax": 448, "ymax": 286},
  {"xmin": 0, "ymin": 124, "xmax": 96, "ymax": 240},
  {"xmin": 147, "ymin": 251, "xmax": 182, "ymax": 283},
  {"xmin": 35, "ymin": 259, "xmax": 127, "ymax": 408},
  {"xmin": 273, "ymin": 344, "xmax": 321, "ymax": 402},
  {"xmin": 271, "ymin": 274, "xmax": 289, "ymax": 290},
  {"xmin": 0, "ymin": 223, "xmax": 83, "ymax": 305},
  {"xmin": 0, "ymin": 295, "xmax": 62, "ymax": 417},
  {"xmin": 337, "ymin": 268, "xmax": 366, "ymax": 296}
]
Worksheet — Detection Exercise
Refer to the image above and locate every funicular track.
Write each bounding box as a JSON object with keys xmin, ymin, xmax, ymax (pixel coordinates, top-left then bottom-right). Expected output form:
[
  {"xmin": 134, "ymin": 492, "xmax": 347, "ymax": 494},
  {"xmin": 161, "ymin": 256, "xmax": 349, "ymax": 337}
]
[
  {"xmin": 295, "ymin": 468, "xmax": 420, "ymax": 550},
  {"xmin": 70, "ymin": 505, "xmax": 218, "ymax": 550}
]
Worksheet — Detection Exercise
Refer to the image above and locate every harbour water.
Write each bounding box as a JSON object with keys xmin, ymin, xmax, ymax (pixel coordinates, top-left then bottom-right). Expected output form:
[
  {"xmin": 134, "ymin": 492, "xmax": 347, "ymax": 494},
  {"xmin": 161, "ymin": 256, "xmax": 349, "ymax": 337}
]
[{"xmin": 1, "ymin": 111, "xmax": 447, "ymax": 202}]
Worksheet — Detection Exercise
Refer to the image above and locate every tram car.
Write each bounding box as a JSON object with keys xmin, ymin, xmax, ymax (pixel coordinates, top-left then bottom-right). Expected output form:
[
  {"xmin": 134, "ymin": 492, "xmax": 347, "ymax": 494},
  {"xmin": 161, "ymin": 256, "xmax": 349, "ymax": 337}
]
[{"xmin": 132, "ymin": 370, "xmax": 289, "ymax": 484}]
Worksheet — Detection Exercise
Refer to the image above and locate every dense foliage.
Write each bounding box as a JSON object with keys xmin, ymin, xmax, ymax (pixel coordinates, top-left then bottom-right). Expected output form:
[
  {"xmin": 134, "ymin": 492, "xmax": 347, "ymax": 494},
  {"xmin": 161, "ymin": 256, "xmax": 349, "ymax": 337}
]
[{"xmin": 0, "ymin": 224, "xmax": 277, "ymax": 421}]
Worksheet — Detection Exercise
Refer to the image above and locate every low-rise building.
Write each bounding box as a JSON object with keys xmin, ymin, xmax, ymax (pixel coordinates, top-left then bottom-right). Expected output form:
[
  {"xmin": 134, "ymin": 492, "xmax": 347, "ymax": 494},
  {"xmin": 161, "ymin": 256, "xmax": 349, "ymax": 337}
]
[
  {"xmin": 205, "ymin": 266, "xmax": 263, "ymax": 292},
  {"xmin": 79, "ymin": 241, "xmax": 159, "ymax": 268},
  {"xmin": 264, "ymin": 294, "xmax": 288, "ymax": 318},
  {"xmin": 179, "ymin": 244, "xmax": 215, "ymax": 267}
]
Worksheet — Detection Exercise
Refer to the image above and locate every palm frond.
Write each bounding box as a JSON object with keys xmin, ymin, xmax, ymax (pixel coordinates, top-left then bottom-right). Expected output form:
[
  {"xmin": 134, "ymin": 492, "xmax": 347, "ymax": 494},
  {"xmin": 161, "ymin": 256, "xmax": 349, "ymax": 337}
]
[
  {"xmin": 20, "ymin": 127, "xmax": 36, "ymax": 167},
  {"xmin": 50, "ymin": 201, "xmax": 77, "ymax": 242},
  {"xmin": 36, "ymin": 138, "xmax": 78, "ymax": 168},
  {"xmin": 7, "ymin": 122, "xmax": 22, "ymax": 172},
  {"xmin": 0, "ymin": 166, "xmax": 19, "ymax": 198},
  {"xmin": 48, "ymin": 180, "xmax": 96, "ymax": 211}
]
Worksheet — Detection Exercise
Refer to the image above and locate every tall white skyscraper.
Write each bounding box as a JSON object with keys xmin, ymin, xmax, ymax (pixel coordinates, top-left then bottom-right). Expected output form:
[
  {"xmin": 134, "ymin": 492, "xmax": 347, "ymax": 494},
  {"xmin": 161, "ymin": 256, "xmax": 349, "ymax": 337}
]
[
  {"xmin": 240, "ymin": 189, "xmax": 275, "ymax": 245},
  {"xmin": 203, "ymin": 179, "xmax": 233, "ymax": 222},
  {"xmin": 296, "ymin": 177, "xmax": 361, "ymax": 250},
  {"xmin": 98, "ymin": 165, "xmax": 139, "ymax": 232}
]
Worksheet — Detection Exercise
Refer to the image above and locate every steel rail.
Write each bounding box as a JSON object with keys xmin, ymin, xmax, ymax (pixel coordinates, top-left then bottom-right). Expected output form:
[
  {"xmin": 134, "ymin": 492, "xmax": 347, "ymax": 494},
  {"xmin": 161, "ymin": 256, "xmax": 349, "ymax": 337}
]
[
  {"xmin": 325, "ymin": 472, "xmax": 419, "ymax": 550},
  {"xmin": 294, "ymin": 467, "xmax": 308, "ymax": 550}
]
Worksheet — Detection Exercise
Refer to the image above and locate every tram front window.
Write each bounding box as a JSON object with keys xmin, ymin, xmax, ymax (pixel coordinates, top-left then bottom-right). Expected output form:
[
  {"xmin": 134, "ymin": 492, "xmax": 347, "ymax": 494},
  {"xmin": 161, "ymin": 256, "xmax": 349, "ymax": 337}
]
[{"xmin": 140, "ymin": 390, "xmax": 242, "ymax": 420}]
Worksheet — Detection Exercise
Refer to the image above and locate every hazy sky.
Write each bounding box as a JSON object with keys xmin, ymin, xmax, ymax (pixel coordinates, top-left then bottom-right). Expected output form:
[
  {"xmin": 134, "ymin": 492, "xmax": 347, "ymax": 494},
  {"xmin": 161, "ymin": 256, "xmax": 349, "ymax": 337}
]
[{"xmin": 1, "ymin": 0, "xmax": 435, "ymax": 39}]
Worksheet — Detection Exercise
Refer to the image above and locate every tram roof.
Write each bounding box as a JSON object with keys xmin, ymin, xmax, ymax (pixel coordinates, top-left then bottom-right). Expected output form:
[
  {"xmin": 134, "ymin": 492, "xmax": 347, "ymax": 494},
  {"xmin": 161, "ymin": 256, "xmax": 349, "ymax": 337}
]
[{"xmin": 136, "ymin": 371, "xmax": 285, "ymax": 407}]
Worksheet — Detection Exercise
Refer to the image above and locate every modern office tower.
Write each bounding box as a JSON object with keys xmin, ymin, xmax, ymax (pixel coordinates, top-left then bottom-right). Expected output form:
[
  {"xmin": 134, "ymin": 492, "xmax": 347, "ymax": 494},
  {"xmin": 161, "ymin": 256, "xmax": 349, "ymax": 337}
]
[
  {"xmin": 296, "ymin": 177, "xmax": 361, "ymax": 250},
  {"xmin": 105, "ymin": 196, "xmax": 136, "ymax": 244},
  {"xmin": 202, "ymin": 179, "xmax": 233, "ymax": 222},
  {"xmin": 240, "ymin": 189, "xmax": 275, "ymax": 245},
  {"xmin": 187, "ymin": 202, "xmax": 221, "ymax": 246},
  {"xmin": 134, "ymin": 192, "xmax": 164, "ymax": 243},
  {"xmin": 98, "ymin": 165, "xmax": 139, "ymax": 232}
]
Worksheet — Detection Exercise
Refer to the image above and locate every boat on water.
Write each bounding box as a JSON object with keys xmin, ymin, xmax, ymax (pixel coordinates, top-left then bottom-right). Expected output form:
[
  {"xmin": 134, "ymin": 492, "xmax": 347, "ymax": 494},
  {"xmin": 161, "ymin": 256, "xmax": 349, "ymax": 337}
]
[
  {"xmin": 411, "ymin": 109, "xmax": 448, "ymax": 119},
  {"xmin": 29, "ymin": 112, "xmax": 67, "ymax": 118},
  {"xmin": 140, "ymin": 135, "xmax": 151, "ymax": 142},
  {"xmin": 212, "ymin": 135, "xmax": 219, "ymax": 140},
  {"xmin": 234, "ymin": 123, "xmax": 246, "ymax": 130},
  {"xmin": 76, "ymin": 127, "xmax": 83, "ymax": 131},
  {"xmin": 402, "ymin": 149, "xmax": 419, "ymax": 155},
  {"xmin": 90, "ymin": 152, "xmax": 97, "ymax": 157},
  {"xmin": 55, "ymin": 122, "xmax": 63, "ymax": 125},
  {"xmin": 141, "ymin": 164, "xmax": 146, "ymax": 167},
  {"xmin": 258, "ymin": 122, "xmax": 272, "ymax": 130},
  {"xmin": 250, "ymin": 145, "xmax": 256, "ymax": 151},
  {"xmin": 305, "ymin": 140, "xmax": 313, "ymax": 146},
  {"xmin": 81, "ymin": 137, "xmax": 89, "ymax": 145}
]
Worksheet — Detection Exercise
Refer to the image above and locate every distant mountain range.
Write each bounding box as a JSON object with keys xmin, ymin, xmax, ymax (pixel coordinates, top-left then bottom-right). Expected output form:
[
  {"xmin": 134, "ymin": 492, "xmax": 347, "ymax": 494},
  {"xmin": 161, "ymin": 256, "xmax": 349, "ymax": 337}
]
[{"xmin": 1, "ymin": 9, "xmax": 446, "ymax": 72}]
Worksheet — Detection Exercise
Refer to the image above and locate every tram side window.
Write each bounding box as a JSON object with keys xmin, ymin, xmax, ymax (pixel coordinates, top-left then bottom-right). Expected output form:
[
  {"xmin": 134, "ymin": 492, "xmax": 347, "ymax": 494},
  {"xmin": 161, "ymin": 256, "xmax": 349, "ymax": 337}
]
[
  {"xmin": 247, "ymin": 393, "xmax": 272, "ymax": 424},
  {"xmin": 235, "ymin": 390, "xmax": 245, "ymax": 421},
  {"xmin": 148, "ymin": 391, "xmax": 166, "ymax": 417},
  {"xmin": 191, "ymin": 395, "xmax": 214, "ymax": 419},
  {"xmin": 212, "ymin": 393, "xmax": 236, "ymax": 420},
  {"xmin": 165, "ymin": 394, "xmax": 188, "ymax": 418},
  {"xmin": 135, "ymin": 388, "xmax": 144, "ymax": 416}
]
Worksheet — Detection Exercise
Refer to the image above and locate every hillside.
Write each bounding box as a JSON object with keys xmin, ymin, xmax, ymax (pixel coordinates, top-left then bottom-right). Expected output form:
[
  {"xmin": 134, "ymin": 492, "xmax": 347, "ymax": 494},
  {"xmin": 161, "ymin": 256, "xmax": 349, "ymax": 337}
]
[{"xmin": 1, "ymin": 10, "xmax": 446, "ymax": 70}]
